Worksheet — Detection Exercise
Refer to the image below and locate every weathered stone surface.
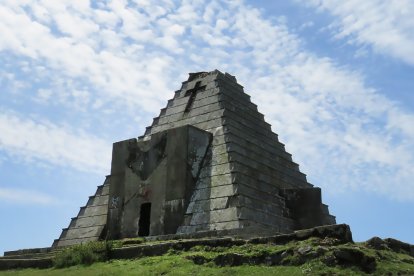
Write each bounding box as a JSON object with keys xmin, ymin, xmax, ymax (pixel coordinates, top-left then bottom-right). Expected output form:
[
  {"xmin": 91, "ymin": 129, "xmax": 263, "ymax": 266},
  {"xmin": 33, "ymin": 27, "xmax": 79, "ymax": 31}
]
[
  {"xmin": 294, "ymin": 224, "xmax": 353, "ymax": 242},
  {"xmin": 54, "ymin": 237, "xmax": 99, "ymax": 248},
  {"xmin": 383, "ymin": 238, "xmax": 413, "ymax": 256},
  {"xmin": 189, "ymin": 207, "xmax": 238, "ymax": 225},
  {"xmin": 366, "ymin": 236, "xmax": 388, "ymax": 250},
  {"xmin": 70, "ymin": 215, "xmax": 107, "ymax": 228},
  {"xmin": 86, "ymin": 195, "xmax": 109, "ymax": 206},
  {"xmin": 248, "ymin": 224, "xmax": 353, "ymax": 245},
  {"xmin": 379, "ymin": 238, "xmax": 414, "ymax": 257},
  {"xmin": 187, "ymin": 251, "xmax": 289, "ymax": 267},
  {"xmin": 297, "ymin": 245, "xmax": 312, "ymax": 255},
  {"xmin": 0, "ymin": 258, "xmax": 53, "ymax": 270},
  {"xmin": 4, "ymin": 247, "xmax": 52, "ymax": 257},
  {"xmin": 111, "ymin": 237, "xmax": 244, "ymax": 260},
  {"xmin": 53, "ymin": 177, "xmax": 110, "ymax": 247},
  {"xmin": 186, "ymin": 197, "xmax": 229, "ymax": 213},
  {"xmin": 106, "ymin": 125, "xmax": 212, "ymax": 240},
  {"xmin": 62, "ymin": 226, "xmax": 105, "ymax": 240},
  {"xmin": 331, "ymin": 248, "xmax": 377, "ymax": 273}
]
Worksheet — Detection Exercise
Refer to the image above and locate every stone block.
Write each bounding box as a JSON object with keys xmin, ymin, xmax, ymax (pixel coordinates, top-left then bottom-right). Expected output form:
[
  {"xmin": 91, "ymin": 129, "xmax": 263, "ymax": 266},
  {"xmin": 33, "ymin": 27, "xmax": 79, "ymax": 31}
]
[
  {"xmin": 80, "ymin": 205, "xmax": 108, "ymax": 217},
  {"xmin": 86, "ymin": 195, "xmax": 109, "ymax": 206},
  {"xmin": 101, "ymin": 184, "xmax": 110, "ymax": 195},
  {"xmin": 186, "ymin": 197, "xmax": 229, "ymax": 213},
  {"xmin": 220, "ymin": 93, "xmax": 265, "ymax": 121},
  {"xmin": 56, "ymin": 237, "xmax": 98, "ymax": 247},
  {"xmin": 189, "ymin": 184, "xmax": 235, "ymax": 201},
  {"xmin": 222, "ymin": 106, "xmax": 272, "ymax": 133},
  {"xmin": 165, "ymin": 89, "xmax": 219, "ymax": 113},
  {"xmin": 238, "ymin": 206, "xmax": 294, "ymax": 233},
  {"xmin": 60, "ymin": 225, "xmax": 104, "ymax": 241},
  {"xmin": 222, "ymin": 123, "xmax": 292, "ymax": 160},
  {"xmin": 228, "ymin": 150, "xmax": 308, "ymax": 184},
  {"xmin": 158, "ymin": 106, "xmax": 223, "ymax": 125},
  {"xmin": 69, "ymin": 215, "xmax": 107, "ymax": 228},
  {"xmin": 189, "ymin": 207, "xmax": 239, "ymax": 225}
]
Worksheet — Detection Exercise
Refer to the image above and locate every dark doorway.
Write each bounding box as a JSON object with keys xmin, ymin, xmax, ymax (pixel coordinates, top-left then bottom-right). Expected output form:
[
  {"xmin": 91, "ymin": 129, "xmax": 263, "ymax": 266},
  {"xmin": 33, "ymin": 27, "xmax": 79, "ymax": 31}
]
[{"xmin": 138, "ymin": 202, "xmax": 151, "ymax": 236}]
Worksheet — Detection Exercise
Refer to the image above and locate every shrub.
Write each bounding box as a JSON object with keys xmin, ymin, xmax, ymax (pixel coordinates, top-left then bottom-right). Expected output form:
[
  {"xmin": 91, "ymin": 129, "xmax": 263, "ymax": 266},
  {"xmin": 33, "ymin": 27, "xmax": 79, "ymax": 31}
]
[{"xmin": 53, "ymin": 241, "xmax": 112, "ymax": 268}]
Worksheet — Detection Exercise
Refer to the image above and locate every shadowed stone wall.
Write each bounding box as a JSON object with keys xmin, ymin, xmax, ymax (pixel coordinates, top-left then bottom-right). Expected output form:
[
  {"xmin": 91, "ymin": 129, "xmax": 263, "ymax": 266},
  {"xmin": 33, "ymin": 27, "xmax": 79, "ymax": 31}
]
[{"xmin": 106, "ymin": 125, "xmax": 212, "ymax": 239}]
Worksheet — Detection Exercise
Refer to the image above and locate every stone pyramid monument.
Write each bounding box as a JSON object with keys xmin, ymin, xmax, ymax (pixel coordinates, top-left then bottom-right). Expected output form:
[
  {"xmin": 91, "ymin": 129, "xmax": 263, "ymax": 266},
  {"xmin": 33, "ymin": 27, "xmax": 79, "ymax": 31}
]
[{"xmin": 53, "ymin": 70, "xmax": 335, "ymax": 247}]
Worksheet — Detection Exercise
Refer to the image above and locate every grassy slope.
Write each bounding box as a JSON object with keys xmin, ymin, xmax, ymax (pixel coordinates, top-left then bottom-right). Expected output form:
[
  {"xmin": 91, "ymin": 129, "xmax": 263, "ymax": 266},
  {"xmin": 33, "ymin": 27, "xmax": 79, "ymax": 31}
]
[
  {"xmin": 0, "ymin": 258, "xmax": 303, "ymax": 276},
  {"xmin": 1, "ymin": 237, "xmax": 413, "ymax": 275}
]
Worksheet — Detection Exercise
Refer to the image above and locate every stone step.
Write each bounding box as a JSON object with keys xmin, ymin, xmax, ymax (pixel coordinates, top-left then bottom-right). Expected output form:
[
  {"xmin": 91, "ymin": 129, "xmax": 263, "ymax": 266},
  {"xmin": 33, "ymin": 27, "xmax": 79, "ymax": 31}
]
[
  {"xmin": 68, "ymin": 214, "xmax": 107, "ymax": 228},
  {"xmin": 161, "ymin": 89, "xmax": 220, "ymax": 117},
  {"xmin": 222, "ymin": 123, "xmax": 292, "ymax": 161},
  {"xmin": 0, "ymin": 252, "xmax": 54, "ymax": 260},
  {"xmin": 54, "ymin": 178, "xmax": 110, "ymax": 248},
  {"xmin": 0, "ymin": 258, "xmax": 53, "ymax": 270},
  {"xmin": 157, "ymin": 104, "xmax": 223, "ymax": 126},
  {"xmin": 86, "ymin": 194, "xmax": 109, "ymax": 206},
  {"xmin": 150, "ymin": 111, "xmax": 224, "ymax": 134},
  {"xmin": 58, "ymin": 225, "xmax": 104, "ymax": 240}
]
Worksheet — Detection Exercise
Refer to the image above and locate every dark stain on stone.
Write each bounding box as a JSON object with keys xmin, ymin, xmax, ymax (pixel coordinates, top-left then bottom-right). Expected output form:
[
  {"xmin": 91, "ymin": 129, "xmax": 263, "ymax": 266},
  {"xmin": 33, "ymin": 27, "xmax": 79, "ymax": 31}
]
[{"xmin": 127, "ymin": 134, "xmax": 167, "ymax": 180}]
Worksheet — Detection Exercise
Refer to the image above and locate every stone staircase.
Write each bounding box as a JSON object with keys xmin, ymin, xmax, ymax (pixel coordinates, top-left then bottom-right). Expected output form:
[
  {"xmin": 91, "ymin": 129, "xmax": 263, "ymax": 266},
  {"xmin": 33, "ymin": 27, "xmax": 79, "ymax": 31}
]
[
  {"xmin": 0, "ymin": 248, "xmax": 55, "ymax": 270},
  {"xmin": 52, "ymin": 176, "xmax": 111, "ymax": 247}
]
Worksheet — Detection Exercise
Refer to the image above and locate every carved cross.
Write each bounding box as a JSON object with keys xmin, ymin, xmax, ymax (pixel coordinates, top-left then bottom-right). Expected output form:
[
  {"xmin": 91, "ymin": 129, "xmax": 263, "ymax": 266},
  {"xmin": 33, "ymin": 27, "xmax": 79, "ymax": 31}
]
[{"xmin": 184, "ymin": 81, "xmax": 206, "ymax": 112}]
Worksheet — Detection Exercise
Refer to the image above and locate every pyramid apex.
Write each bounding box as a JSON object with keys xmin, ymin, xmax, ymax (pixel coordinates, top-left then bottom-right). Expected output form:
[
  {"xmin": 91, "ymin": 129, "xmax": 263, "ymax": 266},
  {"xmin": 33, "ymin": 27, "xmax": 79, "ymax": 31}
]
[
  {"xmin": 188, "ymin": 71, "xmax": 208, "ymax": 82},
  {"xmin": 187, "ymin": 70, "xmax": 237, "ymax": 83}
]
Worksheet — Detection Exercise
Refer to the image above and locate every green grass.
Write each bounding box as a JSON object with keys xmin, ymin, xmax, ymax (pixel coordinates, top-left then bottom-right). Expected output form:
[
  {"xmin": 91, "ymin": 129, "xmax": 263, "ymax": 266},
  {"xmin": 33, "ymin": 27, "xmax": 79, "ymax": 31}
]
[
  {"xmin": 1, "ymin": 237, "xmax": 413, "ymax": 275},
  {"xmin": 0, "ymin": 256, "xmax": 307, "ymax": 276},
  {"xmin": 0, "ymin": 256, "xmax": 369, "ymax": 276}
]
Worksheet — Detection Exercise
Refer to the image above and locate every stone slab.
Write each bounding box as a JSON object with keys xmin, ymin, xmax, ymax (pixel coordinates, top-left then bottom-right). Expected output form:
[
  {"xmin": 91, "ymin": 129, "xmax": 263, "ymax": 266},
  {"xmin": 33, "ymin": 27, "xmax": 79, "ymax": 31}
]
[{"xmin": 69, "ymin": 215, "xmax": 107, "ymax": 228}]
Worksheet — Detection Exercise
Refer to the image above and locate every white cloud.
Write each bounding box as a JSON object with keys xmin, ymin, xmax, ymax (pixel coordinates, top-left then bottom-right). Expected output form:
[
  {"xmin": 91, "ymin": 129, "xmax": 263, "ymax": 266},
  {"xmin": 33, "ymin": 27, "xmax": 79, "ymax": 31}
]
[
  {"xmin": 0, "ymin": 111, "xmax": 111, "ymax": 173},
  {"xmin": 0, "ymin": 3, "xmax": 170, "ymax": 113},
  {"xmin": 181, "ymin": 2, "xmax": 414, "ymax": 200},
  {"xmin": 54, "ymin": 12, "xmax": 99, "ymax": 40},
  {"xmin": 297, "ymin": 0, "xmax": 414, "ymax": 65},
  {"xmin": 35, "ymin": 88, "xmax": 53, "ymax": 103},
  {"xmin": 0, "ymin": 0, "xmax": 413, "ymax": 201},
  {"xmin": 0, "ymin": 187, "xmax": 57, "ymax": 205}
]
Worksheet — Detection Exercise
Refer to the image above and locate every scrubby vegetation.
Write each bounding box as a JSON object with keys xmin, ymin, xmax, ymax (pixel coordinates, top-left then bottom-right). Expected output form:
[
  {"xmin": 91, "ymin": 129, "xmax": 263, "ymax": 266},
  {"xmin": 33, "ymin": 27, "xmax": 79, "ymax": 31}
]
[{"xmin": 52, "ymin": 241, "xmax": 112, "ymax": 268}]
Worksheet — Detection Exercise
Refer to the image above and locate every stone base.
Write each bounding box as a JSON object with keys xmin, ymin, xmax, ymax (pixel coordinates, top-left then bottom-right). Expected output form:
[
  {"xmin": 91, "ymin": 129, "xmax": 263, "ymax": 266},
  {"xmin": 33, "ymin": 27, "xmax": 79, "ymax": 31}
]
[{"xmin": 2, "ymin": 224, "xmax": 352, "ymax": 271}]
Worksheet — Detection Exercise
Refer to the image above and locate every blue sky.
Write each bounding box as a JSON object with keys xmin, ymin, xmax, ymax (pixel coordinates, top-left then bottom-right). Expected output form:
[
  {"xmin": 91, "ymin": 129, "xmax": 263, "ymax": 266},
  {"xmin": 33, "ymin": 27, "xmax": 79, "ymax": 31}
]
[{"xmin": 1, "ymin": 0, "xmax": 413, "ymax": 254}]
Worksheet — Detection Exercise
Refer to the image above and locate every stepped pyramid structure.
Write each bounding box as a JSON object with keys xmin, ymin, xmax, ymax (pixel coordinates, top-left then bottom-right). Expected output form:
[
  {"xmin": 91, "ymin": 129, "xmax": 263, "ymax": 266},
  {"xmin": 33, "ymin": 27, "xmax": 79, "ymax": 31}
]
[{"xmin": 53, "ymin": 70, "xmax": 335, "ymax": 247}]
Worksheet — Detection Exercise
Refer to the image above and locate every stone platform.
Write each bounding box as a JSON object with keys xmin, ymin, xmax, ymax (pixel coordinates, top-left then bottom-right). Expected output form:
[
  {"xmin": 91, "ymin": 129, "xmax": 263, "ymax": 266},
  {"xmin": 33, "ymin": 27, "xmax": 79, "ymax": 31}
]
[{"xmin": 1, "ymin": 224, "xmax": 352, "ymax": 270}]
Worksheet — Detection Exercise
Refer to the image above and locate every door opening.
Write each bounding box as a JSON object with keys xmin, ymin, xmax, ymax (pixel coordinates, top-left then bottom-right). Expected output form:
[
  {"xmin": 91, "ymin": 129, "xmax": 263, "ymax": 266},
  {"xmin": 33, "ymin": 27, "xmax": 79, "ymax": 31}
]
[{"xmin": 138, "ymin": 202, "xmax": 151, "ymax": 236}]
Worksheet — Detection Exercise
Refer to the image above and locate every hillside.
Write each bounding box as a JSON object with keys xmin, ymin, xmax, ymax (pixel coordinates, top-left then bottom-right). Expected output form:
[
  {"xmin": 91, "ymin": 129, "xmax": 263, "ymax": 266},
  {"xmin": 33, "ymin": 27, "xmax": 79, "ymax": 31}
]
[{"xmin": 1, "ymin": 225, "xmax": 413, "ymax": 275}]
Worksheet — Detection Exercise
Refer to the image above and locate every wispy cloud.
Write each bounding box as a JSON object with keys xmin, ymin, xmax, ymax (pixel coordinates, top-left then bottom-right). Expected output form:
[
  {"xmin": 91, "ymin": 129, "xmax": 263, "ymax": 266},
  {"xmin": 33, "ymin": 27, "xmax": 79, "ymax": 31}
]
[
  {"xmin": 296, "ymin": 0, "xmax": 414, "ymax": 65},
  {"xmin": 0, "ymin": 0, "xmax": 413, "ymax": 201},
  {"xmin": 0, "ymin": 111, "xmax": 111, "ymax": 173},
  {"xmin": 0, "ymin": 187, "xmax": 57, "ymax": 205}
]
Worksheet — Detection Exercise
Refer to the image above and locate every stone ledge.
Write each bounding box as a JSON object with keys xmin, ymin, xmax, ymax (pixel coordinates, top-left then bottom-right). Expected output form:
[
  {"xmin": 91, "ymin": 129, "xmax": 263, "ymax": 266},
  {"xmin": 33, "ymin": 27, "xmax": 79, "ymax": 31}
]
[
  {"xmin": 248, "ymin": 224, "xmax": 353, "ymax": 244},
  {"xmin": 112, "ymin": 224, "xmax": 352, "ymax": 260},
  {"xmin": 0, "ymin": 258, "xmax": 53, "ymax": 270},
  {"xmin": 366, "ymin": 237, "xmax": 414, "ymax": 257},
  {"xmin": 4, "ymin": 247, "xmax": 52, "ymax": 257}
]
